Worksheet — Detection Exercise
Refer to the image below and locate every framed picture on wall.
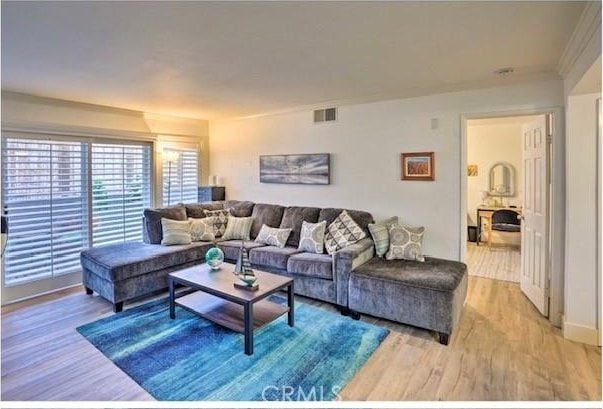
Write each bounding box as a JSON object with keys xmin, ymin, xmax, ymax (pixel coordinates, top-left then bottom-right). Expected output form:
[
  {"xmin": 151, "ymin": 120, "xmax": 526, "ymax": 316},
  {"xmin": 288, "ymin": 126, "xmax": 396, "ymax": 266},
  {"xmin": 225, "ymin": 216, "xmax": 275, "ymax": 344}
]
[
  {"xmin": 401, "ymin": 152, "xmax": 435, "ymax": 181},
  {"xmin": 259, "ymin": 153, "xmax": 330, "ymax": 185}
]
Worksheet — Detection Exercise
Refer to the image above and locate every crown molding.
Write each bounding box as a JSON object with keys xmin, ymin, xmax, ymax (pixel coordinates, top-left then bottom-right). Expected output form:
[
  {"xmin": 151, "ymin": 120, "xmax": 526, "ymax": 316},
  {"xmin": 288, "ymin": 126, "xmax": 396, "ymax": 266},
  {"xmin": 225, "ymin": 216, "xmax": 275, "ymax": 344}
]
[{"xmin": 557, "ymin": 1, "xmax": 602, "ymax": 77}]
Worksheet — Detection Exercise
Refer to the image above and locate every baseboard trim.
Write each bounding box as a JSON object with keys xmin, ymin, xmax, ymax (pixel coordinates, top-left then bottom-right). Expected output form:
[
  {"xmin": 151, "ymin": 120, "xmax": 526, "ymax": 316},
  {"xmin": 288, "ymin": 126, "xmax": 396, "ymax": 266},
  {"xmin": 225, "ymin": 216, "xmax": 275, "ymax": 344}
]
[
  {"xmin": 563, "ymin": 321, "xmax": 600, "ymax": 346},
  {"xmin": 1, "ymin": 283, "xmax": 82, "ymax": 306}
]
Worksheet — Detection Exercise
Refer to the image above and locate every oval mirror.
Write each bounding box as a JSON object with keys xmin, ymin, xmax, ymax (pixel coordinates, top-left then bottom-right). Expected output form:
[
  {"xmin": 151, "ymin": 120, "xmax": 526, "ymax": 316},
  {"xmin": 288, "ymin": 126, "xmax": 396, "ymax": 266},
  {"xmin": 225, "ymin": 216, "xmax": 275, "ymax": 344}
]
[{"xmin": 489, "ymin": 162, "xmax": 515, "ymax": 197}]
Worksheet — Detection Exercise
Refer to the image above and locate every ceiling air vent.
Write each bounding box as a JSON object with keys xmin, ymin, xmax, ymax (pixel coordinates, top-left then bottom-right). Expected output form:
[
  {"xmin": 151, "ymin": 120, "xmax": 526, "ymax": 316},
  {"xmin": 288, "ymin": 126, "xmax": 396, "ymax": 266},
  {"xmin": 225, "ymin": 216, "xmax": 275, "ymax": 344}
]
[{"xmin": 314, "ymin": 107, "xmax": 337, "ymax": 123}]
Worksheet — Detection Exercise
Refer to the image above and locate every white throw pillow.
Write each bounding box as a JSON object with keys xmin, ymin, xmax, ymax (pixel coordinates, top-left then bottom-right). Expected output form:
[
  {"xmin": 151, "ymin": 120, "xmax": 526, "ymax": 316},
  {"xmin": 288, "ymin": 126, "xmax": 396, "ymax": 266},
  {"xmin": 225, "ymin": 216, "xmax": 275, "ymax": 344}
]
[
  {"xmin": 298, "ymin": 220, "xmax": 327, "ymax": 254},
  {"xmin": 189, "ymin": 217, "xmax": 216, "ymax": 242},
  {"xmin": 161, "ymin": 218, "xmax": 192, "ymax": 245},
  {"xmin": 255, "ymin": 224, "xmax": 292, "ymax": 248},
  {"xmin": 221, "ymin": 216, "xmax": 253, "ymax": 241}
]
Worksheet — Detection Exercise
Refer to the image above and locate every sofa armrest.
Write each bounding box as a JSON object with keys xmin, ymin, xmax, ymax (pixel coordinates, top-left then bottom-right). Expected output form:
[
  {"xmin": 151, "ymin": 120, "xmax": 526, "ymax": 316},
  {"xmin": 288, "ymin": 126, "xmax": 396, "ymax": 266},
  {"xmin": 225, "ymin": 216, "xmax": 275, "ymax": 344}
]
[{"xmin": 333, "ymin": 237, "xmax": 375, "ymax": 306}]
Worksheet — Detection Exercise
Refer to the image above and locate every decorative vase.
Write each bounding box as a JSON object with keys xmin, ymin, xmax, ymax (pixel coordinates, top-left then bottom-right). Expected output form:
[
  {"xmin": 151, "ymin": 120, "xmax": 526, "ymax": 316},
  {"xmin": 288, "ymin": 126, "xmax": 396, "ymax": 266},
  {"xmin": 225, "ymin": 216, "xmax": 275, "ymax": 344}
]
[{"xmin": 205, "ymin": 246, "xmax": 224, "ymax": 270}]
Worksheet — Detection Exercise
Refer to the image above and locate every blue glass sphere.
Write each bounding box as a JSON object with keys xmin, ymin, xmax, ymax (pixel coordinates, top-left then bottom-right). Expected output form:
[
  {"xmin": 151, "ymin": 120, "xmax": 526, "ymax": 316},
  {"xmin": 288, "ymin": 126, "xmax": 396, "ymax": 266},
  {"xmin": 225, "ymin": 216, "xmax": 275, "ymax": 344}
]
[{"xmin": 206, "ymin": 247, "xmax": 224, "ymax": 270}]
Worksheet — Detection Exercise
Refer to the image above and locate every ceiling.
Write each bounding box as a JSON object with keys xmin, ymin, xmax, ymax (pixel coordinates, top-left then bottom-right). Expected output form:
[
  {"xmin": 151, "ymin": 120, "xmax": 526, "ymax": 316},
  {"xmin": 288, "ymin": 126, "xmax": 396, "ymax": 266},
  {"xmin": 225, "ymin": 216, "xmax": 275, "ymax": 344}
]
[{"xmin": 1, "ymin": 1, "xmax": 586, "ymax": 120}]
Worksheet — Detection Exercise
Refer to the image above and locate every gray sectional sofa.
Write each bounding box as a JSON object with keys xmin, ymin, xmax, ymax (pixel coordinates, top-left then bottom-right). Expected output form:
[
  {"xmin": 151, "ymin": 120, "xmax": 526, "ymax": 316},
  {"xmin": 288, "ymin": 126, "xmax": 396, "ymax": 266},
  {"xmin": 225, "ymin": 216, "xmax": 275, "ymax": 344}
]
[
  {"xmin": 81, "ymin": 200, "xmax": 374, "ymax": 312},
  {"xmin": 80, "ymin": 199, "xmax": 467, "ymax": 344}
]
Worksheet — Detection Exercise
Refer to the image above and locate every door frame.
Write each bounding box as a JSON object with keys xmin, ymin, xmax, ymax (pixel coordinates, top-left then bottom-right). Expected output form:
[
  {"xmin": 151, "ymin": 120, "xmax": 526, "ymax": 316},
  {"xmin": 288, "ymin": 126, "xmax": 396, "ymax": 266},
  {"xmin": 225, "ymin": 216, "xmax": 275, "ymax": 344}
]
[{"xmin": 459, "ymin": 107, "xmax": 565, "ymax": 327}]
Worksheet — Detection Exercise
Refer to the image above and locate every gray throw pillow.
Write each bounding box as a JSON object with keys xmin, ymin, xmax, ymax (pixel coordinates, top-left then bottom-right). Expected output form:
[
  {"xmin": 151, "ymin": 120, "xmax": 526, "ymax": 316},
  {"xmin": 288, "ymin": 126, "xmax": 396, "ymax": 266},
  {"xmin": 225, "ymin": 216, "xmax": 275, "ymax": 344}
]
[
  {"xmin": 298, "ymin": 221, "xmax": 327, "ymax": 254},
  {"xmin": 221, "ymin": 216, "xmax": 253, "ymax": 241},
  {"xmin": 161, "ymin": 218, "xmax": 192, "ymax": 245},
  {"xmin": 386, "ymin": 225, "xmax": 425, "ymax": 262},
  {"xmin": 324, "ymin": 210, "xmax": 367, "ymax": 255},
  {"xmin": 368, "ymin": 216, "xmax": 399, "ymax": 258},
  {"xmin": 255, "ymin": 225, "xmax": 292, "ymax": 248}
]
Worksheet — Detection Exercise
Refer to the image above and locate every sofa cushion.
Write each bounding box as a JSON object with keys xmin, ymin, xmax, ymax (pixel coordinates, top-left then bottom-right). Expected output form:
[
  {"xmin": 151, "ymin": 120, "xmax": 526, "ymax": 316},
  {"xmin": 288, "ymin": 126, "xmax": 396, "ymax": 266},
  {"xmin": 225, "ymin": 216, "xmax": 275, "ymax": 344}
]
[
  {"xmin": 224, "ymin": 200, "xmax": 256, "ymax": 217},
  {"xmin": 279, "ymin": 206, "xmax": 321, "ymax": 247},
  {"xmin": 249, "ymin": 246, "xmax": 301, "ymax": 270},
  {"xmin": 218, "ymin": 240, "xmax": 266, "ymax": 261},
  {"xmin": 318, "ymin": 208, "xmax": 374, "ymax": 236},
  {"xmin": 80, "ymin": 241, "xmax": 211, "ymax": 282},
  {"xmin": 250, "ymin": 203, "xmax": 285, "ymax": 239},
  {"xmin": 353, "ymin": 257, "xmax": 466, "ymax": 292},
  {"xmin": 143, "ymin": 205, "xmax": 187, "ymax": 244},
  {"xmin": 287, "ymin": 252, "xmax": 333, "ymax": 280},
  {"xmin": 185, "ymin": 203, "xmax": 224, "ymax": 219}
]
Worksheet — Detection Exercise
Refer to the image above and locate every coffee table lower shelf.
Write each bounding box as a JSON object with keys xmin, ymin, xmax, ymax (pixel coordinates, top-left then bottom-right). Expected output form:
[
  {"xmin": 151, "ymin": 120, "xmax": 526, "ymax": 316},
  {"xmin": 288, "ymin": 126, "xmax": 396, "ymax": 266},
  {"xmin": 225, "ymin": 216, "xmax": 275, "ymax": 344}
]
[{"xmin": 176, "ymin": 291, "xmax": 290, "ymax": 333}]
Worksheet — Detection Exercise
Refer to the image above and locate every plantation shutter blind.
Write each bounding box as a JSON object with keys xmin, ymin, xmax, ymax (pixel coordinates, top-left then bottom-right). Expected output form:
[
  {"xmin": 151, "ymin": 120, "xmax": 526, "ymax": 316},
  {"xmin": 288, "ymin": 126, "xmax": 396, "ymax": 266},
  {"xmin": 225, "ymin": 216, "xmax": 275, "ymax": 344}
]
[
  {"xmin": 162, "ymin": 149, "xmax": 199, "ymax": 206},
  {"xmin": 91, "ymin": 143, "xmax": 151, "ymax": 246},
  {"xmin": 2, "ymin": 136, "xmax": 152, "ymax": 287},
  {"xmin": 1, "ymin": 137, "xmax": 89, "ymax": 286}
]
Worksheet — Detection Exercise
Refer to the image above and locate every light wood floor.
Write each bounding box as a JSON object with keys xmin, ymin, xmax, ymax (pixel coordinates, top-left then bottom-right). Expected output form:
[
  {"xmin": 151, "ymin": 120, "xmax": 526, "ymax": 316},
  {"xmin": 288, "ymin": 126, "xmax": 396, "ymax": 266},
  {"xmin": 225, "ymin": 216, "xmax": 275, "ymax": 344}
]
[
  {"xmin": 2, "ymin": 277, "xmax": 601, "ymax": 401},
  {"xmin": 466, "ymin": 242, "xmax": 520, "ymax": 282}
]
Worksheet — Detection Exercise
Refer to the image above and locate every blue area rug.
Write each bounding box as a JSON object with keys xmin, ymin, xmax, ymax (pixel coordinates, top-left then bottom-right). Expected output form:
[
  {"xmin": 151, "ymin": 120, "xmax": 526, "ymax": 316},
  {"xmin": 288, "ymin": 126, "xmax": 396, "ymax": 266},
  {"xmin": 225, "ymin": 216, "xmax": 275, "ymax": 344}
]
[{"xmin": 77, "ymin": 295, "xmax": 389, "ymax": 401}]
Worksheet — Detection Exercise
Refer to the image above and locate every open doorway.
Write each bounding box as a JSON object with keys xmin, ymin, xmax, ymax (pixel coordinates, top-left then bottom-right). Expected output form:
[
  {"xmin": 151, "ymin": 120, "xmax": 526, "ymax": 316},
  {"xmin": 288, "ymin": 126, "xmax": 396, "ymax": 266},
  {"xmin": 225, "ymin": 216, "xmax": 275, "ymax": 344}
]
[{"xmin": 465, "ymin": 115, "xmax": 546, "ymax": 288}]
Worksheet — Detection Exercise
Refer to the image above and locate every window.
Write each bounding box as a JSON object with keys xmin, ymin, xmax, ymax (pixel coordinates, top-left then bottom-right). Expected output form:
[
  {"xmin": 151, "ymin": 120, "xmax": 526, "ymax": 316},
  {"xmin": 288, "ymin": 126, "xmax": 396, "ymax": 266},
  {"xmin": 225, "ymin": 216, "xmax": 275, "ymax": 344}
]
[
  {"xmin": 1, "ymin": 135, "xmax": 151, "ymax": 287},
  {"xmin": 91, "ymin": 143, "xmax": 151, "ymax": 246},
  {"xmin": 1, "ymin": 138, "xmax": 88, "ymax": 285},
  {"xmin": 162, "ymin": 148, "xmax": 199, "ymax": 206}
]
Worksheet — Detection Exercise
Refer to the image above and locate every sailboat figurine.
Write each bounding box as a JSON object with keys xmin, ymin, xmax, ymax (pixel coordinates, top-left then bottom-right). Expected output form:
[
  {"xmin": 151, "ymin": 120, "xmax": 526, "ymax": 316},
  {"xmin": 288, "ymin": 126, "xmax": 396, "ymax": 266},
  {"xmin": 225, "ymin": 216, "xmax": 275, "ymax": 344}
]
[{"xmin": 234, "ymin": 241, "xmax": 258, "ymax": 290}]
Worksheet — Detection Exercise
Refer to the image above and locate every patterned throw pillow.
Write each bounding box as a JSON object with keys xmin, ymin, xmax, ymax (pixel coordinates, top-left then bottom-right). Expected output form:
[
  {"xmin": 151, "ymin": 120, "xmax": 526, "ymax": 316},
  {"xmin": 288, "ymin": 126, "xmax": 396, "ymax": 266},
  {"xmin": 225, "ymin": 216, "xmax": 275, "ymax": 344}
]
[
  {"xmin": 189, "ymin": 217, "xmax": 216, "ymax": 242},
  {"xmin": 221, "ymin": 216, "xmax": 254, "ymax": 241},
  {"xmin": 255, "ymin": 225, "xmax": 292, "ymax": 248},
  {"xmin": 298, "ymin": 221, "xmax": 327, "ymax": 254},
  {"xmin": 204, "ymin": 208, "xmax": 231, "ymax": 238},
  {"xmin": 368, "ymin": 216, "xmax": 399, "ymax": 258},
  {"xmin": 324, "ymin": 210, "xmax": 367, "ymax": 255},
  {"xmin": 161, "ymin": 218, "xmax": 192, "ymax": 245},
  {"xmin": 386, "ymin": 225, "xmax": 425, "ymax": 262}
]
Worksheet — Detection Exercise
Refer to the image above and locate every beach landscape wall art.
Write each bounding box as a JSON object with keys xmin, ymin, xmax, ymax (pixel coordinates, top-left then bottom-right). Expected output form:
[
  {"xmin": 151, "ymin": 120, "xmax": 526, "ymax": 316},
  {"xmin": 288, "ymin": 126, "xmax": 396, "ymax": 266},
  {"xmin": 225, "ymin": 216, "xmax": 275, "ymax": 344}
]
[{"xmin": 259, "ymin": 153, "xmax": 330, "ymax": 185}]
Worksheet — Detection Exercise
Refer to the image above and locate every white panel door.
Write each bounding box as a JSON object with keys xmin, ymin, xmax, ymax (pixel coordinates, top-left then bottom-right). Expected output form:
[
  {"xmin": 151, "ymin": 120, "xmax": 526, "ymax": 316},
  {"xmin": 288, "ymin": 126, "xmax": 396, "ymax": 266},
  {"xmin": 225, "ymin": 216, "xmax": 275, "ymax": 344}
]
[{"xmin": 520, "ymin": 115, "xmax": 550, "ymax": 316}]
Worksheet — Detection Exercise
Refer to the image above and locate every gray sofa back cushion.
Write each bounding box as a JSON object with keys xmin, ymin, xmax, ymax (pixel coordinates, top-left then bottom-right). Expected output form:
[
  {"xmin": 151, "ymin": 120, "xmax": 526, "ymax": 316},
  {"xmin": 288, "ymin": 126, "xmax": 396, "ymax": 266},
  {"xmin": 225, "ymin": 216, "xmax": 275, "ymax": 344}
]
[
  {"xmin": 143, "ymin": 205, "xmax": 187, "ymax": 244},
  {"xmin": 279, "ymin": 206, "xmax": 321, "ymax": 247},
  {"xmin": 185, "ymin": 202, "xmax": 224, "ymax": 219},
  {"xmin": 224, "ymin": 200, "xmax": 256, "ymax": 217},
  {"xmin": 250, "ymin": 203, "xmax": 285, "ymax": 239},
  {"xmin": 318, "ymin": 208, "xmax": 374, "ymax": 237}
]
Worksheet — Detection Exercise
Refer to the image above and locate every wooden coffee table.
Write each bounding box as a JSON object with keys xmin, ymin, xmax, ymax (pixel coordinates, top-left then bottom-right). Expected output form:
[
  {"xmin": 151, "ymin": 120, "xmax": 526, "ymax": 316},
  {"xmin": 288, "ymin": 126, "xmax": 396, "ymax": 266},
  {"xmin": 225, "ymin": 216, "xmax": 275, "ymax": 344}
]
[{"xmin": 168, "ymin": 262, "xmax": 294, "ymax": 355}]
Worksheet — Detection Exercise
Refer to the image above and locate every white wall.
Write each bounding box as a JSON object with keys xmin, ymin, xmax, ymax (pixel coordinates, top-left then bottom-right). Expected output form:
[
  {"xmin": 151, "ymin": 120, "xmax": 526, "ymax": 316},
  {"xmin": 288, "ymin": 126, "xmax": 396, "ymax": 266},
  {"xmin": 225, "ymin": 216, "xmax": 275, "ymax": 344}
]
[
  {"xmin": 210, "ymin": 80, "xmax": 564, "ymax": 261},
  {"xmin": 467, "ymin": 122, "xmax": 524, "ymax": 245},
  {"xmin": 564, "ymin": 92, "xmax": 601, "ymax": 345},
  {"xmin": 560, "ymin": 2, "xmax": 601, "ymax": 345}
]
